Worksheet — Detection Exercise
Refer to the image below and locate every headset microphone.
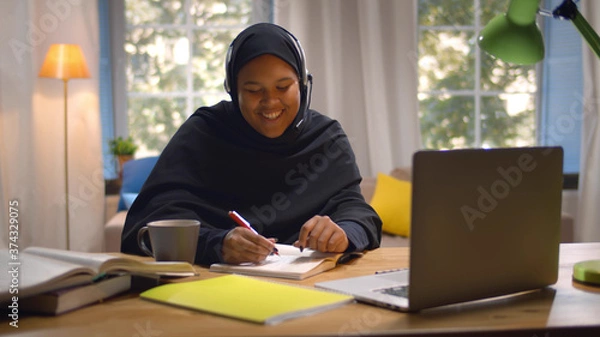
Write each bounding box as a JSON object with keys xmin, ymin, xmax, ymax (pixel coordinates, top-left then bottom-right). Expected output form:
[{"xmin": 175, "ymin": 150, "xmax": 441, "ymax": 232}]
[
  {"xmin": 294, "ymin": 73, "xmax": 313, "ymax": 132},
  {"xmin": 306, "ymin": 73, "xmax": 313, "ymax": 109}
]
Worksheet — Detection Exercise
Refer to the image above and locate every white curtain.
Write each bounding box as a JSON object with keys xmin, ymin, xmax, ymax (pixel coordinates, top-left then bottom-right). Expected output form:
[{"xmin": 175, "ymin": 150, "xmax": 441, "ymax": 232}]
[
  {"xmin": 0, "ymin": 0, "xmax": 104, "ymax": 252},
  {"xmin": 274, "ymin": 0, "xmax": 421, "ymax": 177},
  {"xmin": 578, "ymin": 1, "xmax": 600, "ymax": 242}
]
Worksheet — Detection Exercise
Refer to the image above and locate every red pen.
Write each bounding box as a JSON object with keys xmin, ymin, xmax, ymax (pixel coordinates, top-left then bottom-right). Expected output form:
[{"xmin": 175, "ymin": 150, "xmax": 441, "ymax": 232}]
[{"xmin": 228, "ymin": 211, "xmax": 279, "ymax": 256}]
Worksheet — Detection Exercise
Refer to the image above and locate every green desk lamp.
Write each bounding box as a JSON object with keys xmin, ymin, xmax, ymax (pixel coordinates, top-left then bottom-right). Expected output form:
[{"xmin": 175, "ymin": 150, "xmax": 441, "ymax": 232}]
[
  {"xmin": 479, "ymin": 0, "xmax": 600, "ymax": 287},
  {"xmin": 479, "ymin": 0, "xmax": 600, "ymax": 65}
]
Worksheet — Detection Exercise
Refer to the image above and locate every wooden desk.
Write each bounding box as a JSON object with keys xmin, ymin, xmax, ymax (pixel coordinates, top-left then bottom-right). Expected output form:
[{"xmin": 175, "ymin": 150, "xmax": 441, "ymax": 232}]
[{"xmin": 3, "ymin": 243, "xmax": 600, "ymax": 336}]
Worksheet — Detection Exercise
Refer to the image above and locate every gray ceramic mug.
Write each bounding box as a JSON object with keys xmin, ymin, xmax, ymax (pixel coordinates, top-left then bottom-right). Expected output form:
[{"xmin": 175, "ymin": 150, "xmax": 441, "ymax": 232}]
[{"xmin": 137, "ymin": 219, "xmax": 200, "ymax": 264}]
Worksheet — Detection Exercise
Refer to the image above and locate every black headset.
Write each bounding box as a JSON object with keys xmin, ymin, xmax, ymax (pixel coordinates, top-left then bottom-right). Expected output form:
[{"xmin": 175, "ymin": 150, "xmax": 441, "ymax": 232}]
[{"xmin": 223, "ymin": 26, "xmax": 311, "ymax": 95}]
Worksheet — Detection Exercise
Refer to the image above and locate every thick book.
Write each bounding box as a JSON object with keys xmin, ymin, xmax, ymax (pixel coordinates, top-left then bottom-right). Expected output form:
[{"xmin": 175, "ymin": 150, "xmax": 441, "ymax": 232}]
[
  {"xmin": 140, "ymin": 274, "xmax": 354, "ymax": 325},
  {"xmin": 0, "ymin": 247, "xmax": 197, "ymax": 303},
  {"xmin": 20, "ymin": 274, "xmax": 131, "ymax": 315},
  {"xmin": 209, "ymin": 244, "xmax": 361, "ymax": 280}
]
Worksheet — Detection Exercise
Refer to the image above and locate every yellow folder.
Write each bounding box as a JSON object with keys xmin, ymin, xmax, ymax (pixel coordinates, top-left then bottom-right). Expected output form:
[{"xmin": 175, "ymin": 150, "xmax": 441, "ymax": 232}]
[{"xmin": 140, "ymin": 275, "xmax": 354, "ymax": 325}]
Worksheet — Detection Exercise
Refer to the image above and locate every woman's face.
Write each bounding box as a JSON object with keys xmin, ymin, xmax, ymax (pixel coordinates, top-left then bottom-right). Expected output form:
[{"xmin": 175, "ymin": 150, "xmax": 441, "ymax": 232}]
[{"xmin": 236, "ymin": 54, "xmax": 301, "ymax": 138}]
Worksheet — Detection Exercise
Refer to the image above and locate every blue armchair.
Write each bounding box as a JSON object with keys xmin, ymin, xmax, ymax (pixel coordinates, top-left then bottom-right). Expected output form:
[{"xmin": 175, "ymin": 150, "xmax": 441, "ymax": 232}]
[{"xmin": 117, "ymin": 156, "xmax": 159, "ymax": 212}]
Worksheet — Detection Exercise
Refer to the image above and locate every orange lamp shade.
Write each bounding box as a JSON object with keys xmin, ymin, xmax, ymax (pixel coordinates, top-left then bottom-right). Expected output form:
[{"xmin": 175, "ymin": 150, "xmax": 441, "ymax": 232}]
[{"xmin": 39, "ymin": 44, "xmax": 90, "ymax": 80}]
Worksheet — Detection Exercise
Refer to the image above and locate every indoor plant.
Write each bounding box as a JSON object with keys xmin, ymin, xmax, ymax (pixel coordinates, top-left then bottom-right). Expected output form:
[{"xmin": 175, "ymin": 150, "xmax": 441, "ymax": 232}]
[{"xmin": 109, "ymin": 136, "xmax": 138, "ymax": 178}]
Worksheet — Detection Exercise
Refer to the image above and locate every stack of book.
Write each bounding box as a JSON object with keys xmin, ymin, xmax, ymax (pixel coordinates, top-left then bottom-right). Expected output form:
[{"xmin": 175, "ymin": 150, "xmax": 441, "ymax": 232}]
[{"xmin": 0, "ymin": 247, "xmax": 197, "ymax": 315}]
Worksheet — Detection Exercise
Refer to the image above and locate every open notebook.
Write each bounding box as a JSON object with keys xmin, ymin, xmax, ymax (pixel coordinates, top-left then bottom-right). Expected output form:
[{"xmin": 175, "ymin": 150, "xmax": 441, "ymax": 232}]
[{"xmin": 209, "ymin": 244, "xmax": 361, "ymax": 280}]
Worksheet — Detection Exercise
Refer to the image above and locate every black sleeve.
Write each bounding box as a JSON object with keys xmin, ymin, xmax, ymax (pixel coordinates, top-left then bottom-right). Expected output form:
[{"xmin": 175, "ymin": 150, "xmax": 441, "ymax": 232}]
[
  {"xmin": 325, "ymin": 183, "xmax": 382, "ymax": 250},
  {"xmin": 338, "ymin": 221, "xmax": 370, "ymax": 252}
]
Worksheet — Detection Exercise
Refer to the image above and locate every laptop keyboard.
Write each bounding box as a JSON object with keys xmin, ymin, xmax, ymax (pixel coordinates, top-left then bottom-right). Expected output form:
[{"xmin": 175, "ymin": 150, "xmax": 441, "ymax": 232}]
[{"xmin": 376, "ymin": 285, "xmax": 409, "ymax": 298}]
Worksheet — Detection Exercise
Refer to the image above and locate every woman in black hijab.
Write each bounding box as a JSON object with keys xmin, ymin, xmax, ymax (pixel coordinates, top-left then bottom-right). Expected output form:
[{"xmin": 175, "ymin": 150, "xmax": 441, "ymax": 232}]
[{"xmin": 121, "ymin": 23, "xmax": 381, "ymax": 265}]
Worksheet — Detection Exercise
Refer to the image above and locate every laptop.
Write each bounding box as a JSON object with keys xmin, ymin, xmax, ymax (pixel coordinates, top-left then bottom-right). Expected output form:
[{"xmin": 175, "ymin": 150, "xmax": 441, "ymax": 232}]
[{"xmin": 316, "ymin": 146, "xmax": 564, "ymax": 312}]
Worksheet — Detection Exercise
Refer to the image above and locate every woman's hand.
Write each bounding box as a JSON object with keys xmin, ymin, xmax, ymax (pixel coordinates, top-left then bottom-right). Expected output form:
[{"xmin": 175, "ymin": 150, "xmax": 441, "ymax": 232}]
[
  {"xmin": 221, "ymin": 227, "xmax": 277, "ymax": 264},
  {"xmin": 293, "ymin": 215, "xmax": 348, "ymax": 253}
]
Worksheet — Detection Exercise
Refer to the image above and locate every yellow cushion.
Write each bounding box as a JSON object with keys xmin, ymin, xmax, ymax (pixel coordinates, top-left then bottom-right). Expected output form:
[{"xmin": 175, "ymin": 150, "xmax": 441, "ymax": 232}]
[{"xmin": 369, "ymin": 173, "xmax": 411, "ymax": 237}]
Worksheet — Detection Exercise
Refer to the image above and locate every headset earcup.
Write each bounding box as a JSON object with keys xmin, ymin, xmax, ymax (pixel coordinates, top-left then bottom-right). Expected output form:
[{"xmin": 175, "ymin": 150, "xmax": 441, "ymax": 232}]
[{"xmin": 224, "ymin": 42, "xmax": 234, "ymax": 94}]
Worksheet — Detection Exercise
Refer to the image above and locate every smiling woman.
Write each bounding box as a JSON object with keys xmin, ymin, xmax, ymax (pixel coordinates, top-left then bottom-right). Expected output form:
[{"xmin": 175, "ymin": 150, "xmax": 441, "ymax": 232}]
[
  {"xmin": 236, "ymin": 54, "xmax": 301, "ymax": 138},
  {"xmin": 120, "ymin": 23, "xmax": 382, "ymax": 266}
]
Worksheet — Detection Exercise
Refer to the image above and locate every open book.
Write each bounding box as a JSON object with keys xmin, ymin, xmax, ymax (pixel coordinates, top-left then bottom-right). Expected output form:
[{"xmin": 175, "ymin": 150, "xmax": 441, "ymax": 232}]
[
  {"xmin": 0, "ymin": 247, "xmax": 197, "ymax": 303},
  {"xmin": 141, "ymin": 274, "xmax": 354, "ymax": 325},
  {"xmin": 209, "ymin": 244, "xmax": 361, "ymax": 280}
]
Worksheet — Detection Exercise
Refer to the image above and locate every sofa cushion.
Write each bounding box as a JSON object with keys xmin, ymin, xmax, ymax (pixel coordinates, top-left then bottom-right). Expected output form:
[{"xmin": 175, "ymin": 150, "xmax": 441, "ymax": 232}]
[
  {"xmin": 360, "ymin": 167, "xmax": 411, "ymax": 203},
  {"xmin": 369, "ymin": 173, "xmax": 411, "ymax": 237},
  {"xmin": 389, "ymin": 167, "xmax": 412, "ymax": 181}
]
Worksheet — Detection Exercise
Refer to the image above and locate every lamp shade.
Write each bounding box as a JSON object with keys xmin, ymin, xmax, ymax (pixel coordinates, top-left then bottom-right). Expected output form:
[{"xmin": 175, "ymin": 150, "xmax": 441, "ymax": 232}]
[
  {"xmin": 39, "ymin": 44, "xmax": 90, "ymax": 80},
  {"xmin": 478, "ymin": 0, "xmax": 545, "ymax": 65}
]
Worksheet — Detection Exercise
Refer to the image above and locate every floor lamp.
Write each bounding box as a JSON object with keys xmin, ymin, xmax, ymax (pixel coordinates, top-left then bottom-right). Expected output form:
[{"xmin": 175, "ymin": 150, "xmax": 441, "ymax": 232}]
[
  {"xmin": 478, "ymin": 0, "xmax": 600, "ymax": 286},
  {"xmin": 39, "ymin": 44, "xmax": 90, "ymax": 250}
]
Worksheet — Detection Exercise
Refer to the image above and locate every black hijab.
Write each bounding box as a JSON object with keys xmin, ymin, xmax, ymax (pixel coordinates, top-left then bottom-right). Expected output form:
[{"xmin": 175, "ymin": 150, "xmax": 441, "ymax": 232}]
[
  {"xmin": 225, "ymin": 23, "xmax": 311, "ymax": 150},
  {"xmin": 121, "ymin": 23, "xmax": 381, "ymax": 265}
]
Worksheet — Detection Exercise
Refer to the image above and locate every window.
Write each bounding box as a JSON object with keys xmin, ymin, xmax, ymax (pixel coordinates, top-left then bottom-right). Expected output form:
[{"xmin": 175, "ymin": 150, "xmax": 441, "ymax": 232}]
[
  {"xmin": 418, "ymin": 0, "xmax": 537, "ymax": 150},
  {"xmin": 417, "ymin": 0, "xmax": 582, "ymax": 176},
  {"xmin": 123, "ymin": 0, "xmax": 270, "ymax": 159}
]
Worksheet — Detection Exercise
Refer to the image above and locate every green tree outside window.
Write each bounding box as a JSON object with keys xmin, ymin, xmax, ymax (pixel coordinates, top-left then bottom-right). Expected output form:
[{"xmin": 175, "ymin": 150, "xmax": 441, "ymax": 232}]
[{"xmin": 418, "ymin": 0, "xmax": 537, "ymax": 150}]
